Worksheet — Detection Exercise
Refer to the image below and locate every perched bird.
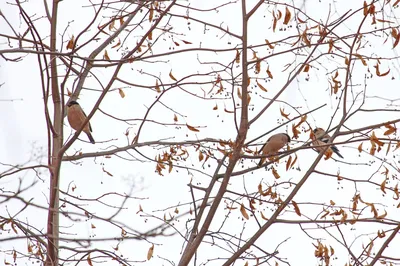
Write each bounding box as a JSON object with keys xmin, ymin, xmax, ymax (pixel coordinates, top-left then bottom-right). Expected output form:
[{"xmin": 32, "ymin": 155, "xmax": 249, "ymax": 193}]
[
  {"xmin": 67, "ymin": 100, "xmax": 95, "ymax": 144},
  {"xmin": 312, "ymin": 128, "xmax": 343, "ymax": 159},
  {"xmin": 258, "ymin": 133, "xmax": 291, "ymax": 167}
]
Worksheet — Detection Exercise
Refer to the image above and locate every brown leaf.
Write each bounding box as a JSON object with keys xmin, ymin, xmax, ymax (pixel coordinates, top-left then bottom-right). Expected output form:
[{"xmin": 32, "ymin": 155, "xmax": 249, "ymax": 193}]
[
  {"xmin": 380, "ymin": 178, "xmax": 387, "ymax": 194},
  {"xmin": 261, "ymin": 212, "xmax": 268, "ymax": 220},
  {"xmin": 302, "ymin": 30, "xmax": 311, "ymax": 47},
  {"xmin": 374, "ymin": 63, "xmax": 390, "ymax": 77},
  {"xmin": 149, "ymin": 6, "xmax": 154, "ymax": 22},
  {"xmin": 369, "ymin": 4, "xmax": 375, "ymax": 14},
  {"xmin": 147, "ymin": 244, "xmax": 154, "ymax": 260},
  {"xmin": 272, "ymin": 166, "xmax": 280, "ymax": 179},
  {"xmin": 198, "ymin": 151, "xmax": 204, "ymax": 162},
  {"xmin": 155, "ymin": 80, "xmax": 161, "ymax": 93},
  {"xmin": 292, "ymin": 201, "xmax": 301, "ymax": 216},
  {"xmin": 118, "ymin": 88, "xmax": 125, "ymax": 98},
  {"xmin": 240, "ymin": 203, "xmax": 249, "ymax": 220},
  {"xmin": 87, "ymin": 253, "xmax": 93, "ymax": 266},
  {"xmin": 280, "ymin": 108, "xmax": 290, "ymax": 120},
  {"xmin": 290, "ymin": 154, "xmax": 298, "ymax": 168},
  {"xmin": 286, "ymin": 155, "xmax": 292, "ymax": 171},
  {"xmin": 235, "ymin": 50, "xmax": 240, "ymax": 63},
  {"xmin": 355, "ymin": 54, "xmax": 367, "ymax": 66},
  {"xmin": 103, "ymin": 50, "xmax": 110, "ymax": 61},
  {"xmin": 266, "ymin": 66, "xmax": 273, "ymax": 79},
  {"xmin": 255, "ymin": 60, "xmax": 261, "ymax": 74},
  {"xmin": 291, "ymin": 124, "xmax": 300, "ymax": 140},
  {"xmin": 272, "ymin": 11, "xmax": 277, "ymax": 32},
  {"xmin": 303, "ymin": 64, "xmax": 310, "ymax": 72},
  {"xmin": 237, "ymin": 87, "xmax": 242, "ymax": 99},
  {"xmin": 384, "ymin": 123, "xmax": 396, "ymax": 135},
  {"xmin": 370, "ymin": 131, "xmax": 384, "ymax": 147},
  {"xmin": 213, "ymin": 104, "xmax": 218, "ymax": 110},
  {"xmin": 66, "ymin": 35, "xmax": 75, "ymax": 50},
  {"xmin": 394, "ymin": 32, "xmax": 400, "ymax": 48},
  {"xmin": 358, "ymin": 142, "xmax": 363, "ymax": 153},
  {"xmin": 265, "ymin": 39, "xmax": 274, "ymax": 49},
  {"xmin": 363, "ymin": 1, "xmax": 368, "ymax": 16},
  {"xmin": 182, "ymin": 40, "xmax": 192, "ymax": 44},
  {"xmin": 109, "ymin": 19, "xmax": 116, "ymax": 31},
  {"xmin": 173, "ymin": 114, "xmax": 178, "ymax": 122},
  {"xmin": 102, "ymin": 167, "xmax": 113, "ymax": 176},
  {"xmin": 111, "ymin": 38, "xmax": 121, "ymax": 49},
  {"xmin": 283, "ymin": 7, "xmax": 291, "ymax": 25},
  {"xmin": 328, "ymin": 39, "xmax": 334, "ymax": 53},
  {"xmin": 186, "ymin": 124, "xmax": 200, "ymax": 132},
  {"xmin": 256, "ymin": 79, "xmax": 268, "ymax": 92},
  {"xmin": 169, "ymin": 71, "xmax": 177, "ymax": 81},
  {"xmin": 394, "ymin": 0, "xmax": 400, "ymax": 7}
]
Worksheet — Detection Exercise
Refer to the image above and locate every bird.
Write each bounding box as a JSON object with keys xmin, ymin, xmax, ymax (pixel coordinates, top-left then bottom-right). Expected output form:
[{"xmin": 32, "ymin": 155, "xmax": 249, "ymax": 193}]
[
  {"xmin": 312, "ymin": 128, "xmax": 343, "ymax": 159},
  {"xmin": 257, "ymin": 133, "xmax": 291, "ymax": 167},
  {"xmin": 67, "ymin": 100, "xmax": 95, "ymax": 144}
]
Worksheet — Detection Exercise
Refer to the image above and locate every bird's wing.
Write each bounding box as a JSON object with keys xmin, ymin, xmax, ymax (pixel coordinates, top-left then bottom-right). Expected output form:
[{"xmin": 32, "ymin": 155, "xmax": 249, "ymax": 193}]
[
  {"xmin": 258, "ymin": 136, "xmax": 272, "ymax": 154},
  {"xmin": 320, "ymin": 138, "xmax": 344, "ymax": 158},
  {"xmin": 81, "ymin": 109, "xmax": 92, "ymax": 132}
]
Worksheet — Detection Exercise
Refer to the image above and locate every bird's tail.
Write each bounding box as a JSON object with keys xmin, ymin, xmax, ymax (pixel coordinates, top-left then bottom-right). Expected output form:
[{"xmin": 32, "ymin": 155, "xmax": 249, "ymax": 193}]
[
  {"xmin": 86, "ymin": 132, "xmax": 95, "ymax": 144},
  {"xmin": 331, "ymin": 145, "xmax": 343, "ymax": 158}
]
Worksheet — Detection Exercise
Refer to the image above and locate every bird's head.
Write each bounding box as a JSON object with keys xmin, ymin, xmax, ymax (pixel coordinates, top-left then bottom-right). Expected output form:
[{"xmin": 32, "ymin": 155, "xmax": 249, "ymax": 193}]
[
  {"xmin": 283, "ymin": 133, "xmax": 291, "ymax": 143},
  {"xmin": 313, "ymin": 127, "xmax": 325, "ymax": 139},
  {"xmin": 67, "ymin": 101, "xmax": 79, "ymax": 107}
]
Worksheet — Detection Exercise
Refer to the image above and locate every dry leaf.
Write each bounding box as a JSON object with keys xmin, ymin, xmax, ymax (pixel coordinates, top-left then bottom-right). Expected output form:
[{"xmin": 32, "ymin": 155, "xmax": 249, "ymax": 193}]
[
  {"xmin": 173, "ymin": 114, "xmax": 178, "ymax": 122},
  {"xmin": 240, "ymin": 203, "xmax": 249, "ymax": 220},
  {"xmin": 265, "ymin": 39, "xmax": 275, "ymax": 49},
  {"xmin": 272, "ymin": 166, "xmax": 280, "ymax": 179},
  {"xmin": 66, "ymin": 35, "xmax": 75, "ymax": 50},
  {"xmin": 118, "ymin": 88, "xmax": 125, "ymax": 98},
  {"xmin": 363, "ymin": 1, "xmax": 368, "ymax": 16},
  {"xmin": 384, "ymin": 123, "xmax": 396, "ymax": 135},
  {"xmin": 266, "ymin": 66, "xmax": 273, "ymax": 79},
  {"xmin": 286, "ymin": 155, "xmax": 292, "ymax": 171},
  {"xmin": 155, "ymin": 80, "xmax": 161, "ymax": 93},
  {"xmin": 111, "ymin": 38, "xmax": 121, "ymax": 49},
  {"xmin": 149, "ymin": 6, "xmax": 154, "ymax": 22},
  {"xmin": 358, "ymin": 142, "xmax": 363, "ymax": 153},
  {"xmin": 147, "ymin": 244, "xmax": 154, "ymax": 260},
  {"xmin": 169, "ymin": 71, "xmax": 177, "ymax": 81},
  {"xmin": 87, "ymin": 253, "xmax": 93, "ymax": 266},
  {"xmin": 235, "ymin": 50, "xmax": 240, "ymax": 63},
  {"xmin": 283, "ymin": 7, "xmax": 291, "ymax": 25},
  {"xmin": 237, "ymin": 87, "xmax": 242, "ymax": 99},
  {"xmin": 103, "ymin": 50, "xmax": 110, "ymax": 61},
  {"xmin": 186, "ymin": 124, "xmax": 200, "ymax": 132},
  {"xmin": 374, "ymin": 64, "xmax": 390, "ymax": 77},
  {"xmin": 272, "ymin": 10, "xmax": 277, "ymax": 32},
  {"xmin": 261, "ymin": 212, "xmax": 268, "ymax": 220},
  {"xmin": 292, "ymin": 201, "xmax": 301, "ymax": 216},
  {"xmin": 380, "ymin": 178, "xmax": 387, "ymax": 193},
  {"xmin": 355, "ymin": 54, "xmax": 367, "ymax": 66},
  {"xmin": 198, "ymin": 151, "xmax": 204, "ymax": 161},
  {"xmin": 280, "ymin": 108, "xmax": 290, "ymax": 120},
  {"xmin": 256, "ymin": 79, "xmax": 268, "ymax": 92},
  {"xmin": 102, "ymin": 167, "xmax": 113, "ymax": 176}
]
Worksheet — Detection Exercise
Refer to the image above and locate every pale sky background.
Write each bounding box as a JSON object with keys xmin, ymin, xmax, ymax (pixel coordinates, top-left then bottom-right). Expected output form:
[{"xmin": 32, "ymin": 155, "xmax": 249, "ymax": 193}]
[{"xmin": 1, "ymin": 0, "xmax": 400, "ymax": 265}]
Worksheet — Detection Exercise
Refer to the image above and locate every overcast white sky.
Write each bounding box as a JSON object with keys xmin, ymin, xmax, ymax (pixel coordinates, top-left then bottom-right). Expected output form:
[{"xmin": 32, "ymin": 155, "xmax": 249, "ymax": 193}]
[{"xmin": 1, "ymin": 0, "xmax": 400, "ymax": 265}]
